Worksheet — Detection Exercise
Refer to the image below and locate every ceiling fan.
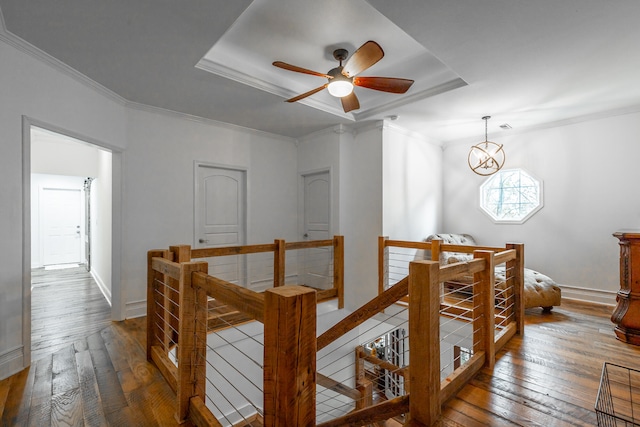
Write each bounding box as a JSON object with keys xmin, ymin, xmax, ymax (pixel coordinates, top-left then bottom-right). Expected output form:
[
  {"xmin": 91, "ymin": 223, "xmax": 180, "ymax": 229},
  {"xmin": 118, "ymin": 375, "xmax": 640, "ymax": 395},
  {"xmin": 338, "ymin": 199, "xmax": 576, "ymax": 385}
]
[{"xmin": 273, "ymin": 40, "xmax": 414, "ymax": 113}]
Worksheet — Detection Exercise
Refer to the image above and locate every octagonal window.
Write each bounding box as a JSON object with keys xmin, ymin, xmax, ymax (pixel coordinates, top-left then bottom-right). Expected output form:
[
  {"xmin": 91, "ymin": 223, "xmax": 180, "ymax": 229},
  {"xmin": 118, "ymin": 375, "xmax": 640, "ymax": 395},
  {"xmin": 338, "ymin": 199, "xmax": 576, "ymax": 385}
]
[{"xmin": 480, "ymin": 168, "xmax": 543, "ymax": 223}]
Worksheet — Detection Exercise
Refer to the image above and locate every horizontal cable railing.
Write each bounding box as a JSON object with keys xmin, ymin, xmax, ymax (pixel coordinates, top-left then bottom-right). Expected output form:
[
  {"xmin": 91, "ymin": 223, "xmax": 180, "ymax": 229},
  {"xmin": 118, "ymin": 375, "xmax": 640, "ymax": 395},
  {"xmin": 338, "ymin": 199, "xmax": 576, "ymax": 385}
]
[
  {"xmin": 380, "ymin": 236, "xmax": 525, "ymax": 338},
  {"xmin": 146, "ymin": 235, "xmax": 524, "ymax": 426}
]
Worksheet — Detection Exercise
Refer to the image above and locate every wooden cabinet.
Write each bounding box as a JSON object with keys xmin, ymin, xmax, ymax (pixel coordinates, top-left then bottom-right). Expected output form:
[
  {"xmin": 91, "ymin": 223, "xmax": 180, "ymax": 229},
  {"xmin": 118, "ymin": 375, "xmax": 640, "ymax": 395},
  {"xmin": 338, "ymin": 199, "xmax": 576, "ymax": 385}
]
[{"xmin": 612, "ymin": 231, "xmax": 640, "ymax": 345}]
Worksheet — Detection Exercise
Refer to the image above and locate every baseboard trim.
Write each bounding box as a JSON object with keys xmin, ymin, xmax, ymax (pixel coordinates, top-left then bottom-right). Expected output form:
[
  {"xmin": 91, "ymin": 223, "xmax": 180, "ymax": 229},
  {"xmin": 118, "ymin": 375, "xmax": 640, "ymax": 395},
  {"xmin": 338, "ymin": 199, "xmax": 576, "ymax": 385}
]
[
  {"xmin": 0, "ymin": 345, "xmax": 25, "ymax": 381},
  {"xmin": 91, "ymin": 270, "xmax": 112, "ymax": 306},
  {"xmin": 558, "ymin": 284, "xmax": 617, "ymax": 306},
  {"xmin": 125, "ymin": 300, "xmax": 147, "ymax": 319}
]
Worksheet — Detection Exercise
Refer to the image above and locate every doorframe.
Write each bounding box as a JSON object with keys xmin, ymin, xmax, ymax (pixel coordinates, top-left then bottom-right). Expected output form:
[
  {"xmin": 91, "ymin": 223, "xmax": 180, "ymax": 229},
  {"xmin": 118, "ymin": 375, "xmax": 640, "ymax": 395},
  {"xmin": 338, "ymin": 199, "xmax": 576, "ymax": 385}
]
[
  {"xmin": 193, "ymin": 161, "xmax": 249, "ymax": 249},
  {"xmin": 21, "ymin": 116, "xmax": 124, "ymax": 366}
]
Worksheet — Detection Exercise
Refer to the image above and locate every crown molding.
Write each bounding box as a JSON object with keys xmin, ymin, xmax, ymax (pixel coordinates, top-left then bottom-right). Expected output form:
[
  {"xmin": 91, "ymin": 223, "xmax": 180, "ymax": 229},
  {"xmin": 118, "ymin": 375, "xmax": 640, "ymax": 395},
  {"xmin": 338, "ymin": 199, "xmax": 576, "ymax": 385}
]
[
  {"xmin": 0, "ymin": 25, "xmax": 126, "ymax": 107},
  {"xmin": 125, "ymin": 100, "xmax": 297, "ymax": 144},
  {"xmin": 0, "ymin": 5, "xmax": 6, "ymax": 33},
  {"xmin": 196, "ymin": 57, "xmax": 356, "ymax": 120},
  {"xmin": 445, "ymin": 103, "xmax": 640, "ymax": 148},
  {"xmin": 296, "ymin": 123, "xmax": 356, "ymax": 143}
]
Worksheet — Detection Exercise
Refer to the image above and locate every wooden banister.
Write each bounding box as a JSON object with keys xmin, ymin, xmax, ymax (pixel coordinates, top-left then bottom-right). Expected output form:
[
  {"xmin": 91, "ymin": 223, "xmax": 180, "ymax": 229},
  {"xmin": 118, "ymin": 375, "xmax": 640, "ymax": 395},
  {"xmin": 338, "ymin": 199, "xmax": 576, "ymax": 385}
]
[
  {"xmin": 192, "ymin": 271, "xmax": 265, "ymax": 323},
  {"xmin": 145, "ymin": 235, "xmax": 524, "ymax": 427},
  {"xmin": 191, "ymin": 243, "xmax": 277, "ymax": 259},
  {"xmin": 317, "ymin": 276, "xmax": 408, "ymax": 351},
  {"xmin": 284, "ymin": 239, "xmax": 334, "ymax": 249},
  {"xmin": 316, "ymin": 395, "xmax": 410, "ymax": 427},
  {"xmin": 333, "ymin": 235, "xmax": 345, "ymax": 309}
]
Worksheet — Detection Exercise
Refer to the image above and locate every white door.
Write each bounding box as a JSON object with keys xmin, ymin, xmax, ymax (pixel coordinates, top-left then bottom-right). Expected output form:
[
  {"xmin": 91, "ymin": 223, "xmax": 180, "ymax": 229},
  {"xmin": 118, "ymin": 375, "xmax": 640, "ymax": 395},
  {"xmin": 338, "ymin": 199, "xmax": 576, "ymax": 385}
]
[
  {"xmin": 42, "ymin": 188, "xmax": 82, "ymax": 265},
  {"xmin": 302, "ymin": 171, "xmax": 331, "ymax": 289},
  {"xmin": 195, "ymin": 164, "xmax": 247, "ymax": 284}
]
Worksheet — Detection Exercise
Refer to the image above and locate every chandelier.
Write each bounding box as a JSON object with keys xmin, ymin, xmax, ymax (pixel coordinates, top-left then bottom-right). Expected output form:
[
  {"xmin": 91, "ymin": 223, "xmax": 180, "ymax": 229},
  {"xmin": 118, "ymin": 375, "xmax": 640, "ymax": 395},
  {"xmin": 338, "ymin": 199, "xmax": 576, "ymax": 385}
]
[{"xmin": 468, "ymin": 116, "xmax": 505, "ymax": 176}]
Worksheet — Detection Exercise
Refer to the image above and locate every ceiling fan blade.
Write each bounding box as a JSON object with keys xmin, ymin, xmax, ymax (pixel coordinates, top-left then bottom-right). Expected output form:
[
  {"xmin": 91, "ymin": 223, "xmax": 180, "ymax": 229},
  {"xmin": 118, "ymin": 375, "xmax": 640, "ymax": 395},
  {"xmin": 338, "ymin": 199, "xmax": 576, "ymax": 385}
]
[
  {"xmin": 273, "ymin": 61, "xmax": 332, "ymax": 79},
  {"xmin": 353, "ymin": 76, "xmax": 414, "ymax": 94},
  {"xmin": 286, "ymin": 84, "xmax": 328, "ymax": 103},
  {"xmin": 341, "ymin": 40, "xmax": 384, "ymax": 78},
  {"xmin": 341, "ymin": 92, "xmax": 360, "ymax": 113}
]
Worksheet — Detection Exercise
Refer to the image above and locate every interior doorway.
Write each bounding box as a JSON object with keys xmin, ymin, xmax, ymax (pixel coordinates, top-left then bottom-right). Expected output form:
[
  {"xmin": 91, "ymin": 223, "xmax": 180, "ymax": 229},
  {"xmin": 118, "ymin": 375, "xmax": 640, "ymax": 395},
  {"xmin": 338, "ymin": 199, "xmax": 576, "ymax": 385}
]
[
  {"xmin": 301, "ymin": 170, "xmax": 331, "ymax": 289},
  {"xmin": 41, "ymin": 187, "xmax": 82, "ymax": 266},
  {"xmin": 27, "ymin": 122, "xmax": 116, "ymax": 362},
  {"xmin": 194, "ymin": 162, "xmax": 248, "ymax": 285}
]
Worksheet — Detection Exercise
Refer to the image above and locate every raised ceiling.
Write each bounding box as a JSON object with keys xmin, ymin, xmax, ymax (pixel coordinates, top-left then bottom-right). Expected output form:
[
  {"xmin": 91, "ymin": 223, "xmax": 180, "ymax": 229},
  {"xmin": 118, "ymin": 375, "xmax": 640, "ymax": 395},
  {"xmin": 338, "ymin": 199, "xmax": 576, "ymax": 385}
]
[{"xmin": 1, "ymin": 0, "xmax": 639, "ymax": 142}]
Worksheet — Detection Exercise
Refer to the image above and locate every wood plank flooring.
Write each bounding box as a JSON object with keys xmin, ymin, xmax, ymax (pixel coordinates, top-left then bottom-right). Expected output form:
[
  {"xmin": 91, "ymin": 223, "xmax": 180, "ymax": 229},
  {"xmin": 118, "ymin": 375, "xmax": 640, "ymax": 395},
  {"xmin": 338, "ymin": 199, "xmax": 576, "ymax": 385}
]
[
  {"xmin": 31, "ymin": 266, "xmax": 113, "ymax": 361},
  {"xmin": 441, "ymin": 301, "xmax": 638, "ymax": 426},
  {"xmin": 0, "ymin": 317, "xmax": 190, "ymax": 426},
  {"xmin": 2, "ymin": 280, "xmax": 638, "ymax": 426}
]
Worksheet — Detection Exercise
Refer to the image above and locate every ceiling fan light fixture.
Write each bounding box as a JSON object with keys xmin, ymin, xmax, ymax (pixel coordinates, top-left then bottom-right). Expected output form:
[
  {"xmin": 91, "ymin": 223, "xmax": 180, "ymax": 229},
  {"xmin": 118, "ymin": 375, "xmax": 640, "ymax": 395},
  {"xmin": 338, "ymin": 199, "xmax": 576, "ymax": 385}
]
[{"xmin": 327, "ymin": 79, "xmax": 354, "ymax": 97}]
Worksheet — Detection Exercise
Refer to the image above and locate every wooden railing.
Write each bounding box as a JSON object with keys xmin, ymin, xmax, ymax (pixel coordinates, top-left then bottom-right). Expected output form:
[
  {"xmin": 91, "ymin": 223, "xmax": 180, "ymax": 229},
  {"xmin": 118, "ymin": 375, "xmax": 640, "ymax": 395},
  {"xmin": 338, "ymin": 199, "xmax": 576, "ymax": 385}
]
[
  {"xmin": 379, "ymin": 236, "xmax": 525, "ymax": 336},
  {"xmin": 146, "ymin": 236, "xmax": 524, "ymax": 426}
]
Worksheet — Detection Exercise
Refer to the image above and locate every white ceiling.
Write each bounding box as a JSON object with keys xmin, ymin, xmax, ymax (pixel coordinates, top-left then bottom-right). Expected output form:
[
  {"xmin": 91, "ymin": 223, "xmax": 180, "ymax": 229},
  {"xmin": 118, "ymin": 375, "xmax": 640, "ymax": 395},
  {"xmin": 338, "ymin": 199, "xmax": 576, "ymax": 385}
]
[{"xmin": 1, "ymin": 0, "xmax": 639, "ymax": 143}]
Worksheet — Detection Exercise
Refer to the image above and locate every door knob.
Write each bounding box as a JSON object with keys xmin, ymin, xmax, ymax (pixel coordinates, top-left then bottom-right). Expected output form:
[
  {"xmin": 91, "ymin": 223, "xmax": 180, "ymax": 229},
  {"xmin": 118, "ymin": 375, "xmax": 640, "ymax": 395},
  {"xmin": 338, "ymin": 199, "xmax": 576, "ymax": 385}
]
[
  {"xmin": 199, "ymin": 238, "xmax": 209, "ymax": 244},
  {"xmin": 303, "ymin": 233, "xmax": 308, "ymax": 238}
]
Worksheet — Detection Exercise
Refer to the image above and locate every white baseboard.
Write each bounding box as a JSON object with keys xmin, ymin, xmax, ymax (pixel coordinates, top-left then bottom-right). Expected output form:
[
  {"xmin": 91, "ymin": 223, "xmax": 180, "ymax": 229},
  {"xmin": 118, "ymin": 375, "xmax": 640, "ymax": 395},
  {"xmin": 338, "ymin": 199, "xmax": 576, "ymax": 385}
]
[
  {"xmin": 126, "ymin": 300, "xmax": 147, "ymax": 319},
  {"xmin": 558, "ymin": 284, "xmax": 617, "ymax": 306},
  {"xmin": 91, "ymin": 270, "xmax": 112, "ymax": 306},
  {"xmin": 0, "ymin": 345, "xmax": 25, "ymax": 381}
]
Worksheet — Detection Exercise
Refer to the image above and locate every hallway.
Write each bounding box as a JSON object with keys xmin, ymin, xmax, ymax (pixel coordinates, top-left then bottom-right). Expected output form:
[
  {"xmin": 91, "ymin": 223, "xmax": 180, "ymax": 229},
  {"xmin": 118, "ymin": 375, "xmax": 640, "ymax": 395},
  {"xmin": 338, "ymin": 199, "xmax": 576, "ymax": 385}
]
[{"xmin": 31, "ymin": 266, "xmax": 112, "ymax": 362}]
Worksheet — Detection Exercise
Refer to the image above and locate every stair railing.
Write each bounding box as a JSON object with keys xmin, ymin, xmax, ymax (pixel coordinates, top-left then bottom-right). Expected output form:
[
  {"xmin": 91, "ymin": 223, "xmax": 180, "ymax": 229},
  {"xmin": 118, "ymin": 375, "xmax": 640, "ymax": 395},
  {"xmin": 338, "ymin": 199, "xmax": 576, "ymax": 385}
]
[{"xmin": 146, "ymin": 236, "xmax": 524, "ymax": 426}]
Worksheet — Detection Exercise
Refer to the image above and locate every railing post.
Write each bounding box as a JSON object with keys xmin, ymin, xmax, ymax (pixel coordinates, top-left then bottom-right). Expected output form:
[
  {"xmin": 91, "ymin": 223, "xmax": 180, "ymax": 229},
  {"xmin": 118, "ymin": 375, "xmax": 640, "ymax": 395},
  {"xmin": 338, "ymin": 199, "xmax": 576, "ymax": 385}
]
[
  {"xmin": 264, "ymin": 285, "xmax": 317, "ymax": 427},
  {"xmin": 192, "ymin": 269, "xmax": 210, "ymax": 415},
  {"xmin": 334, "ymin": 235, "xmax": 344, "ymax": 308},
  {"xmin": 430, "ymin": 238, "xmax": 442, "ymax": 262},
  {"xmin": 273, "ymin": 239, "xmax": 286, "ymax": 287},
  {"xmin": 176, "ymin": 261, "xmax": 209, "ymax": 423},
  {"xmin": 408, "ymin": 260, "xmax": 441, "ymax": 426},
  {"xmin": 354, "ymin": 346, "xmax": 373, "ymax": 411},
  {"xmin": 474, "ymin": 250, "xmax": 496, "ymax": 368},
  {"xmin": 378, "ymin": 236, "xmax": 388, "ymax": 294},
  {"xmin": 147, "ymin": 249, "xmax": 167, "ymax": 361},
  {"xmin": 170, "ymin": 244, "xmax": 192, "ymax": 263},
  {"xmin": 507, "ymin": 243, "xmax": 525, "ymax": 335},
  {"xmin": 167, "ymin": 246, "xmax": 191, "ymax": 355}
]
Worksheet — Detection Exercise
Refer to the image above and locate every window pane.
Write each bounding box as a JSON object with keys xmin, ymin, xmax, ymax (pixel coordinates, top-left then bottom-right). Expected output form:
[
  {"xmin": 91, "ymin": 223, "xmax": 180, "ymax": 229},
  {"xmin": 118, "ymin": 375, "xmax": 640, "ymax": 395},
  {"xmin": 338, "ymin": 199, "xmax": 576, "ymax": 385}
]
[{"xmin": 480, "ymin": 169, "xmax": 542, "ymax": 223}]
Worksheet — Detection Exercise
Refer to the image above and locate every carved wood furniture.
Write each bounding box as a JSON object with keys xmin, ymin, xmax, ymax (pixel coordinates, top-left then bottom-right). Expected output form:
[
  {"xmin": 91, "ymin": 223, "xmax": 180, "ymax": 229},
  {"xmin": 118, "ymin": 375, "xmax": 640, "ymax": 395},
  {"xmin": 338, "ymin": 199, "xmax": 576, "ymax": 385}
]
[{"xmin": 612, "ymin": 231, "xmax": 640, "ymax": 345}]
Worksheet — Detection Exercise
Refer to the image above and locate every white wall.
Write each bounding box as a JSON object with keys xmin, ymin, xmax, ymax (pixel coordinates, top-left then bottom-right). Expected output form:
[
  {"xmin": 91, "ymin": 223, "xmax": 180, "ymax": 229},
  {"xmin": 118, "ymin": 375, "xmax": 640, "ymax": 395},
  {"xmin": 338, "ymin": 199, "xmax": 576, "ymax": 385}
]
[
  {"xmin": 297, "ymin": 122, "xmax": 445, "ymax": 310},
  {"xmin": 297, "ymin": 125, "xmax": 343, "ymax": 237},
  {"xmin": 31, "ymin": 129, "xmax": 100, "ymax": 176},
  {"xmin": 0, "ymin": 30, "xmax": 298, "ymax": 379},
  {"xmin": 340, "ymin": 124, "xmax": 383, "ymax": 309},
  {"xmin": 120, "ymin": 108, "xmax": 298, "ymax": 317},
  {"xmin": 0, "ymin": 33, "xmax": 126, "ymax": 379},
  {"xmin": 91, "ymin": 150, "xmax": 113, "ymax": 302},
  {"xmin": 382, "ymin": 123, "xmax": 444, "ymax": 240},
  {"xmin": 442, "ymin": 112, "xmax": 640, "ymax": 304}
]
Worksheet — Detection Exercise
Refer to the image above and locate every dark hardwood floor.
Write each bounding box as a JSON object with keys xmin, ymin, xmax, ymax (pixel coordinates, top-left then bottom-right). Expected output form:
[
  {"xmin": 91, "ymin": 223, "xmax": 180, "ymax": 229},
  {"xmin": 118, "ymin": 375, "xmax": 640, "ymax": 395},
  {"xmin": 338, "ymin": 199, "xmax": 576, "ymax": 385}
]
[
  {"xmin": 31, "ymin": 266, "xmax": 112, "ymax": 362},
  {"xmin": 1, "ymin": 273, "xmax": 637, "ymax": 426},
  {"xmin": 442, "ymin": 301, "xmax": 636, "ymax": 426}
]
